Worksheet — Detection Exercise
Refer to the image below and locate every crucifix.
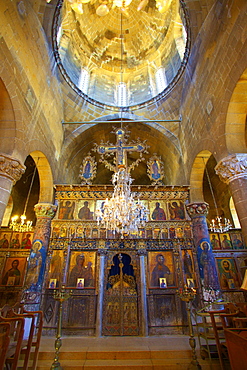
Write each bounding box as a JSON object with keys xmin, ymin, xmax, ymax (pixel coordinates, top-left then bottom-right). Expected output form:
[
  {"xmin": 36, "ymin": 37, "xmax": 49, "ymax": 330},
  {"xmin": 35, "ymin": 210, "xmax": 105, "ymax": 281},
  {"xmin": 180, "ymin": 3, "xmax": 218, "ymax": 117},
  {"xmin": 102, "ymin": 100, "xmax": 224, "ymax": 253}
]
[{"xmin": 97, "ymin": 128, "xmax": 145, "ymax": 170}]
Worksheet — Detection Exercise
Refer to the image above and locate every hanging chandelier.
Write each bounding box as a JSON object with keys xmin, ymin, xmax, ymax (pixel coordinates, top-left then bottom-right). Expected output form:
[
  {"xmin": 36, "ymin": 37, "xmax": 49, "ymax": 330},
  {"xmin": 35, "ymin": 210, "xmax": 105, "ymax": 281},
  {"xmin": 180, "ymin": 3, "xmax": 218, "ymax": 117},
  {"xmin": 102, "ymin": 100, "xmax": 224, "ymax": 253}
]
[
  {"xmin": 203, "ymin": 157, "xmax": 232, "ymax": 233},
  {"xmin": 9, "ymin": 215, "xmax": 33, "ymax": 233},
  {"xmin": 209, "ymin": 216, "xmax": 232, "ymax": 234},
  {"xmin": 96, "ymin": 165, "xmax": 149, "ymax": 236},
  {"xmin": 47, "ymin": 0, "xmax": 172, "ymax": 16},
  {"xmin": 9, "ymin": 162, "xmax": 37, "ymax": 233},
  {"xmin": 95, "ymin": 12, "xmax": 149, "ymax": 236}
]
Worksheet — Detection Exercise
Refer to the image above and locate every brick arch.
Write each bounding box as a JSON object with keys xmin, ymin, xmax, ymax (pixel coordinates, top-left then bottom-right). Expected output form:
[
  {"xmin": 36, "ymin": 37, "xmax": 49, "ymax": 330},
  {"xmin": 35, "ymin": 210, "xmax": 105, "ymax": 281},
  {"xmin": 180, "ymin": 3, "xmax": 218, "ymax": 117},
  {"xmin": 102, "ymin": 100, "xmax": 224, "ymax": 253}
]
[
  {"xmin": 30, "ymin": 151, "xmax": 54, "ymax": 203},
  {"xmin": 190, "ymin": 150, "xmax": 212, "ymax": 203},
  {"xmin": 225, "ymin": 68, "xmax": 247, "ymax": 154}
]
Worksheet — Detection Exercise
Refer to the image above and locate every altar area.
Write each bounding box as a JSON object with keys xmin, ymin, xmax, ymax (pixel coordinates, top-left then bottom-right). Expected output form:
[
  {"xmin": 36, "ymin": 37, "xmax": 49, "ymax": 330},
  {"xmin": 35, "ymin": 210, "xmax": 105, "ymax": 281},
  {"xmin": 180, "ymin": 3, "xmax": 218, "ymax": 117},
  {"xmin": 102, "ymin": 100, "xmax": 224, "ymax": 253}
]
[{"xmin": 37, "ymin": 184, "xmax": 246, "ymax": 337}]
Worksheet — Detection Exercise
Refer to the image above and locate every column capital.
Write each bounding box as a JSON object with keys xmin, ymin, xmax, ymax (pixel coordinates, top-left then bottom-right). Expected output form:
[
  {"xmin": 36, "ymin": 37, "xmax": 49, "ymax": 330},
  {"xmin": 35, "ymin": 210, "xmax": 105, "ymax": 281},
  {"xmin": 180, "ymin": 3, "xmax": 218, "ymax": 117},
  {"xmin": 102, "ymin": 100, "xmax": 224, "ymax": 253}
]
[
  {"xmin": 0, "ymin": 153, "xmax": 25, "ymax": 183},
  {"xmin": 34, "ymin": 203, "xmax": 57, "ymax": 219},
  {"xmin": 186, "ymin": 202, "xmax": 209, "ymax": 218},
  {"xmin": 215, "ymin": 154, "xmax": 247, "ymax": 184},
  {"xmin": 137, "ymin": 249, "xmax": 147, "ymax": 256},
  {"xmin": 98, "ymin": 248, "xmax": 108, "ymax": 256}
]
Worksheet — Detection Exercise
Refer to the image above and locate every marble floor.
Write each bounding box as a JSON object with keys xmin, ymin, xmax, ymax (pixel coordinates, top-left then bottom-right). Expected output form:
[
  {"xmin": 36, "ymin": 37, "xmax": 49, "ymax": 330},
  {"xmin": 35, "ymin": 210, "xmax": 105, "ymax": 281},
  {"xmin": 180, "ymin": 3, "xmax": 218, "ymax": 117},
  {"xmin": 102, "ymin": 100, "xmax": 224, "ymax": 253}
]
[{"xmin": 36, "ymin": 335, "xmax": 224, "ymax": 369}]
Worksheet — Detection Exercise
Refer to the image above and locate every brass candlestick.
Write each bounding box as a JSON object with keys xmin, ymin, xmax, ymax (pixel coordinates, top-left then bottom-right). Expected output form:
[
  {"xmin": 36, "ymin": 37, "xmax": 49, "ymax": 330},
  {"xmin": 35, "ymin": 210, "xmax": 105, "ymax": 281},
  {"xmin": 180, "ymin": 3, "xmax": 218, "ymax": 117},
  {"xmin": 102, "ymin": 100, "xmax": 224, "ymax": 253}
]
[
  {"xmin": 177, "ymin": 287, "xmax": 202, "ymax": 370},
  {"xmin": 51, "ymin": 284, "xmax": 72, "ymax": 370}
]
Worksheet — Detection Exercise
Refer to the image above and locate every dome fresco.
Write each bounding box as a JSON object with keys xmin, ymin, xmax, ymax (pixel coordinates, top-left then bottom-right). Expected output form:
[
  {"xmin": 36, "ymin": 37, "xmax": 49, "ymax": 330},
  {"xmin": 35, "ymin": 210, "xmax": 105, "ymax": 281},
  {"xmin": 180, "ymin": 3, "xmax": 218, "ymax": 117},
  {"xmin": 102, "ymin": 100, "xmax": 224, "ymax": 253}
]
[{"xmin": 53, "ymin": 0, "xmax": 190, "ymax": 109}]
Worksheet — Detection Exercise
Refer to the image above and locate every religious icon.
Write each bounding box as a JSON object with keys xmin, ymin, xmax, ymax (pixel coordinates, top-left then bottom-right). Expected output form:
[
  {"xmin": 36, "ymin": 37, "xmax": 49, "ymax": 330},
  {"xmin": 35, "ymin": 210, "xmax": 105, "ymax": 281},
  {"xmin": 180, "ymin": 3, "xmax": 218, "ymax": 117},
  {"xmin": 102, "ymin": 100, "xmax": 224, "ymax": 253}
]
[
  {"xmin": 58, "ymin": 200, "xmax": 75, "ymax": 220},
  {"xmin": 68, "ymin": 251, "xmax": 95, "ymax": 288},
  {"xmin": 0, "ymin": 257, "xmax": 5, "ymax": 276},
  {"xmin": 219, "ymin": 233, "xmax": 232, "ymax": 249},
  {"xmin": 168, "ymin": 201, "xmax": 186, "ymax": 220},
  {"xmin": 52, "ymin": 226, "xmax": 60, "ymax": 238},
  {"xmin": 230, "ymin": 233, "xmax": 244, "ymax": 249},
  {"xmin": 49, "ymin": 279, "xmax": 57, "ymax": 289},
  {"xmin": 197, "ymin": 241, "xmax": 217, "ymax": 288},
  {"xmin": 59, "ymin": 227, "xmax": 67, "ymax": 238},
  {"xmin": 161, "ymin": 228, "xmax": 168, "ymax": 239},
  {"xmin": 187, "ymin": 278, "xmax": 195, "ymax": 288},
  {"xmin": 79, "ymin": 155, "xmax": 97, "ymax": 185},
  {"xmin": 139, "ymin": 229, "xmax": 145, "ymax": 238},
  {"xmin": 77, "ymin": 200, "xmax": 94, "ymax": 220},
  {"xmin": 169, "ymin": 227, "xmax": 176, "ymax": 239},
  {"xmin": 107, "ymin": 230, "xmax": 115, "ymax": 239},
  {"xmin": 10, "ymin": 233, "xmax": 21, "ymax": 248},
  {"xmin": 25, "ymin": 240, "xmax": 45, "ymax": 289},
  {"xmin": 147, "ymin": 155, "xmax": 164, "ymax": 185},
  {"xmin": 77, "ymin": 226, "xmax": 84, "ymax": 238},
  {"xmin": 76, "ymin": 278, "xmax": 84, "ymax": 288},
  {"xmin": 99, "ymin": 229, "xmax": 106, "ymax": 239},
  {"xmin": 159, "ymin": 277, "xmax": 167, "ymax": 288},
  {"xmin": 216, "ymin": 258, "xmax": 240, "ymax": 290},
  {"xmin": 92, "ymin": 229, "xmax": 98, "ymax": 238},
  {"xmin": 176, "ymin": 227, "xmax": 184, "ymax": 238},
  {"xmin": 182, "ymin": 250, "xmax": 195, "ymax": 283},
  {"xmin": 150, "ymin": 200, "xmax": 167, "ymax": 221},
  {"xmin": 21, "ymin": 232, "xmax": 33, "ymax": 249},
  {"xmin": 153, "ymin": 229, "xmax": 160, "ymax": 239},
  {"xmin": 0, "ymin": 231, "xmax": 11, "ymax": 249},
  {"xmin": 184, "ymin": 226, "xmax": 192, "ymax": 238},
  {"xmin": 1, "ymin": 257, "xmax": 27, "ymax": 286},
  {"xmin": 210, "ymin": 233, "xmax": 221, "ymax": 250},
  {"xmin": 149, "ymin": 251, "xmax": 175, "ymax": 287},
  {"xmin": 49, "ymin": 250, "xmax": 64, "ymax": 283}
]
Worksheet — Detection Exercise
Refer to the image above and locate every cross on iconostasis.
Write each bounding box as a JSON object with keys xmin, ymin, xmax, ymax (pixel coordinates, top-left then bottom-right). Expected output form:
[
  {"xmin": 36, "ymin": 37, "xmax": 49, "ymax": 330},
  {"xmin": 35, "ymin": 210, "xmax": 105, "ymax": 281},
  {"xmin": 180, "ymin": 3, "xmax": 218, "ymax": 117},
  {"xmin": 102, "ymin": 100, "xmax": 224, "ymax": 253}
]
[{"xmin": 97, "ymin": 128, "xmax": 147, "ymax": 172}]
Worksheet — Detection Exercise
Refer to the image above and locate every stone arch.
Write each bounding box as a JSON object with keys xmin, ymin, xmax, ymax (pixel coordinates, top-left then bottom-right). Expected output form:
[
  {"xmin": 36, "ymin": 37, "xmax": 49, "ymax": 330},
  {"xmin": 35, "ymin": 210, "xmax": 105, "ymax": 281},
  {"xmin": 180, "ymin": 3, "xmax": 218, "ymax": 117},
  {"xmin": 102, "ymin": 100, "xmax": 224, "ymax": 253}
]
[
  {"xmin": 1, "ymin": 196, "xmax": 13, "ymax": 227},
  {"xmin": 225, "ymin": 68, "xmax": 247, "ymax": 154},
  {"xmin": 61, "ymin": 114, "xmax": 183, "ymax": 185},
  {"xmin": 64, "ymin": 113, "xmax": 182, "ymax": 156},
  {"xmin": 0, "ymin": 78, "xmax": 17, "ymax": 155},
  {"xmin": 190, "ymin": 150, "xmax": 212, "ymax": 203},
  {"xmin": 30, "ymin": 151, "xmax": 54, "ymax": 203},
  {"xmin": 229, "ymin": 196, "xmax": 241, "ymax": 229}
]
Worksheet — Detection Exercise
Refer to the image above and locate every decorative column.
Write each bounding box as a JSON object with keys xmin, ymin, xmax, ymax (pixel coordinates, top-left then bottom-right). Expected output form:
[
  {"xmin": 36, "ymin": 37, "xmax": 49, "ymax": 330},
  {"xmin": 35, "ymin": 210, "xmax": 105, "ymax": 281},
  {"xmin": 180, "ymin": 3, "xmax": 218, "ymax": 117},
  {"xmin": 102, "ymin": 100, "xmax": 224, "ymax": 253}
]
[
  {"xmin": 215, "ymin": 154, "xmax": 247, "ymax": 245},
  {"xmin": 137, "ymin": 247, "xmax": 148, "ymax": 336},
  {"xmin": 186, "ymin": 202, "xmax": 220, "ymax": 292},
  {"xmin": 95, "ymin": 247, "xmax": 107, "ymax": 337},
  {"xmin": 0, "ymin": 153, "xmax": 25, "ymax": 225},
  {"xmin": 24, "ymin": 203, "xmax": 57, "ymax": 308}
]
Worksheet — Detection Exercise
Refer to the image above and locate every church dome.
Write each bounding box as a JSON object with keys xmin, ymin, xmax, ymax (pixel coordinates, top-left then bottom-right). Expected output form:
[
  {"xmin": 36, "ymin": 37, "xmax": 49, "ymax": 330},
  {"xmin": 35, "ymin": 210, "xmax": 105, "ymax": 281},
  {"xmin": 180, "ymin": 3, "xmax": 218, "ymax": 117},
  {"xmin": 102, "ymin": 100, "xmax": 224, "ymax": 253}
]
[{"xmin": 52, "ymin": 0, "xmax": 190, "ymax": 110}]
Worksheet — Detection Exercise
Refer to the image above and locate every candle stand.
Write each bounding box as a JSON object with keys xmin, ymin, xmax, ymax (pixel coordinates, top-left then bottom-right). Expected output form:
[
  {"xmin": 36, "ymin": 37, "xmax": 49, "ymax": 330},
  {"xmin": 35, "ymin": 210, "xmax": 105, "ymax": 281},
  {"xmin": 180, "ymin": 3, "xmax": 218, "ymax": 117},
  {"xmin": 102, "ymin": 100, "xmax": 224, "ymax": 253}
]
[
  {"xmin": 177, "ymin": 287, "xmax": 202, "ymax": 370},
  {"xmin": 51, "ymin": 284, "xmax": 72, "ymax": 370}
]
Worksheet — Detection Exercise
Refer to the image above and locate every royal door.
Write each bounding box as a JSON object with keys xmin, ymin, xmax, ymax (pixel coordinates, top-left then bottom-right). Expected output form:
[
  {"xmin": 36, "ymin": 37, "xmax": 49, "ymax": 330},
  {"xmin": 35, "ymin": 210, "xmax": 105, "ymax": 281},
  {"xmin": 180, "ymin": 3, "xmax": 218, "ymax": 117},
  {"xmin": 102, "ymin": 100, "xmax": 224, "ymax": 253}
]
[{"xmin": 102, "ymin": 253, "xmax": 139, "ymax": 335}]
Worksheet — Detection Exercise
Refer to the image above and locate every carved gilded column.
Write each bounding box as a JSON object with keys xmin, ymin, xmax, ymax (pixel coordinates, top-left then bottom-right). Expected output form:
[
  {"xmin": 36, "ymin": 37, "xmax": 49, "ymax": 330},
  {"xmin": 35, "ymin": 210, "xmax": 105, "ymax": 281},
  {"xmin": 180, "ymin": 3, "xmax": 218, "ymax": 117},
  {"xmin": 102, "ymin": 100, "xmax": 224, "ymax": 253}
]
[
  {"xmin": 186, "ymin": 202, "xmax": 220, "ymax": 291},
  {"xmin": 0, "ymin": 153, "xmax": 25, "ymax": 225},
  {"xmin": 24, "ymin": 203, "xmax": 57, "ymax": 307},
  {"xmin": 215, "ymin": 154, "xmax": 247, "ymax": 245},
  {"xmin": 95, "ymin": 247, "xmax": 107, "ymax": 336},
  {"xmin": 137, "ymin": 248, "xmax": 148, "ymax": 336}
]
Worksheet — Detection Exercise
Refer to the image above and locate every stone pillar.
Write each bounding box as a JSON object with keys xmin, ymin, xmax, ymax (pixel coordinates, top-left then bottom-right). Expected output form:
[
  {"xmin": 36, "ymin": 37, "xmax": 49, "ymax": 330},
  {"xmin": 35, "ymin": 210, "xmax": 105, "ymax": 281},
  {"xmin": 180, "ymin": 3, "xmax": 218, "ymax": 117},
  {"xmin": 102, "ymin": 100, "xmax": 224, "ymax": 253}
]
[
  {"xmin": 95, "ymin": 247, "xmax": 107, "ymax": 336},
  {"xmin": 0, "ymin": 153, "xmax": 25, "ymax": 225},
  {"xmin": 137, "ymin": 248, "xmax": 148, "ymax": 336},
  {"xmin": 24, "ymin": 203, "xmax": 57, "ymax": 308},
  {"xmin": 215, "ymin": 154, "xmax": 247, "ymax": 245},
  {"xmin": 186, "ymin": 202, "xmax": 220, "ymax": 291}
]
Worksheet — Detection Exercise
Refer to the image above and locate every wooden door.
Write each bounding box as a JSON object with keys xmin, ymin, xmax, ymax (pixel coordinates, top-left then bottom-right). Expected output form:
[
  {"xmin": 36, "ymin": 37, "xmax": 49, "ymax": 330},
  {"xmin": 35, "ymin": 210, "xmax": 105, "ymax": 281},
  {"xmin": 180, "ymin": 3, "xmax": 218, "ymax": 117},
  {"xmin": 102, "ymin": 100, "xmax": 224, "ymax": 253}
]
[{"xmin": 102, "ymin": 253, "xmax": 139, "ymax": 336}]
